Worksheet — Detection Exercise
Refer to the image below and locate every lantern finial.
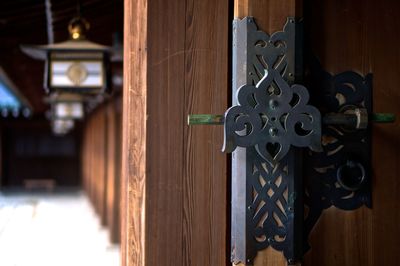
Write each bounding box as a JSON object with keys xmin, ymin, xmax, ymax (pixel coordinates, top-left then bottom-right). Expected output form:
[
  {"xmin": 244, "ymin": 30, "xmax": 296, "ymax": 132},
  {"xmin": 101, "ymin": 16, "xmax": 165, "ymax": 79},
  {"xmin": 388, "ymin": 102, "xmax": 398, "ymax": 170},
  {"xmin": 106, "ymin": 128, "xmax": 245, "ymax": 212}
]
[{"xmin": 68, "ymin": 16, "xmax": 90, "ymax": 40}]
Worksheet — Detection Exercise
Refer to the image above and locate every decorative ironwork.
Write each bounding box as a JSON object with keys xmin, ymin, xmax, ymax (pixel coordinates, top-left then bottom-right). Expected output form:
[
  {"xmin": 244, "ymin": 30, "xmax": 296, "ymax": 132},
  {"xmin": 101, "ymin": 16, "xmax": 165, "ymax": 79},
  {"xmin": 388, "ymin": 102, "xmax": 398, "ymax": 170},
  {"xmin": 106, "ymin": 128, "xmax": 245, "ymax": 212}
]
[
  {"xmin": 226, "ymin": 17, "xmax": 374, "ymax": 264},
  {"xmin": 303, "ymin": 63, "xmax": 373, "ymax": 253},
  {"xmin": 245, "ymin": 149, "xmax": 301, "ymax": 264},
  {"xmin": 187, "ymin": 15, "xmax": 394, "ymax": 265},
  {"xmin": 223, "ymin": 68, "xmax": 322, "ymax": 164},
  {"xmin": 230, "ymin": 17, "xmax": 306, "ymax": 265}
]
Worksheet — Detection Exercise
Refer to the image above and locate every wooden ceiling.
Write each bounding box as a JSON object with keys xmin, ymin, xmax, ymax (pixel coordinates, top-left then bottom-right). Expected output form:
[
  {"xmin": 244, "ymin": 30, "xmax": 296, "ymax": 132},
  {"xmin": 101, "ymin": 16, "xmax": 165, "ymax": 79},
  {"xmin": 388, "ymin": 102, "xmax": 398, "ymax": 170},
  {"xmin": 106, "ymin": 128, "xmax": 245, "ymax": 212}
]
[{"xmin": 0, "ymin": 0, "xmax": 123, "ymax": 114}]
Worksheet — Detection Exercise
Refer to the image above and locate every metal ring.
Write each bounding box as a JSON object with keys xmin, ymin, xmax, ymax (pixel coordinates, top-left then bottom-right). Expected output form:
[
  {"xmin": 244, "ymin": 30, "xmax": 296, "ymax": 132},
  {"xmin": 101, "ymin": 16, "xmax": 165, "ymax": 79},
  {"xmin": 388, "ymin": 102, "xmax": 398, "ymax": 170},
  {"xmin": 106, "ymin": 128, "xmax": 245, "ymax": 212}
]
[{"xmin": 336, "ymin": 161, "xmax": 366, "ymax": 191}]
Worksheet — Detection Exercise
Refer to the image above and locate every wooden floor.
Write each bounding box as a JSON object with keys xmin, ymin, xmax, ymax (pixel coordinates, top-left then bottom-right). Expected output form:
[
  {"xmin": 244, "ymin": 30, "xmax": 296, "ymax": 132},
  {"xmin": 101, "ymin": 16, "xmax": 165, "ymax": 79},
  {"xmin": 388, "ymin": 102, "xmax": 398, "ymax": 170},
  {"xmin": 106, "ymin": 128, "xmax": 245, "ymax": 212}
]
[{"xmin": 0, "ymin": 190, "xmax": 119, "ymax": 266}]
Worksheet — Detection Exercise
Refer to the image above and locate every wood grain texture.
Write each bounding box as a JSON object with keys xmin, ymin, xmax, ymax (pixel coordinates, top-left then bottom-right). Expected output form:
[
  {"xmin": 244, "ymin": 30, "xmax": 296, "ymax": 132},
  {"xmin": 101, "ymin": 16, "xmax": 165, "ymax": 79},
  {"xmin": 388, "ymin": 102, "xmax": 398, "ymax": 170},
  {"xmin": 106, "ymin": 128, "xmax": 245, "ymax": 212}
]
[
  {"xmin": 234, "ymin": 0, "xmax": 302, "ymax": 265},
  {"xmin": 122, "ymin": 0, "xmax": 148, "ymax": 265},
  {"xmin": 303, "ymin": 0, "xmax": 400, "ymax": 265},
  {"xmin": 122, "ymin": 1, "xmax": 400, "ymax": 265},
  {"xmin": 234, "ymin": 0, "xmax": 301, "ymax": 32},
  {"xmin": 182, "ymin": 0, "xmax": 229, "ymax": 265},
  {"xmin": 123, "ymin": 0, "xmax": 229, "ymax": 265},
  {"xmin": 145, "ymin": 0, "xmax": 185, "ymax": 264}
]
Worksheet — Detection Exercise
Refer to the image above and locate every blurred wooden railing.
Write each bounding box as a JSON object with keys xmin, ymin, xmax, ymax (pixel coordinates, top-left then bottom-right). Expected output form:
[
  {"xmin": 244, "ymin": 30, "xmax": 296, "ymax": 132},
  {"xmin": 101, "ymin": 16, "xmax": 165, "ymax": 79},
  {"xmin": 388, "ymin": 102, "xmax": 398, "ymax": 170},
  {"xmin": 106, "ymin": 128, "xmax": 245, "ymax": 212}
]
[{"xmin": 81, "ymin": 95, "xmax": 122, "ymax": 244}]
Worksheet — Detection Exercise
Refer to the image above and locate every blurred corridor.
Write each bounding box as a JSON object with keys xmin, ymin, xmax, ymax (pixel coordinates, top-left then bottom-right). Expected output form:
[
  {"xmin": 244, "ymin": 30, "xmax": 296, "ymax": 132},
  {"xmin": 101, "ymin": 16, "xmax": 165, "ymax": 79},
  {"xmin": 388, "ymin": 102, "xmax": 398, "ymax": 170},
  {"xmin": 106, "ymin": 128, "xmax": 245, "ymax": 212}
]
[
  {"xmin": 0, "ymin": 1, "xmax": 123, "ymax": 265},
  {"xmin": 0, "ymin": 190, "xmax": 119, "ymax": 266}
]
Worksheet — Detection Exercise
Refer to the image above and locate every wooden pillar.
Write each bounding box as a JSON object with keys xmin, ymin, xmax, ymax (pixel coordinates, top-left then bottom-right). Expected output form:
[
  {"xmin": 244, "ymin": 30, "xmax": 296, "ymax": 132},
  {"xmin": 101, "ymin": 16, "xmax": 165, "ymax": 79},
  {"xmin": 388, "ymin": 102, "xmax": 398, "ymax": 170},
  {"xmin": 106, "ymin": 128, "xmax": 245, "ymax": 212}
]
[
  {"xmin": 88, "ymin": 110, "xmax": 108, "ymax": 222},
  {"xmin": 121, "ymin": 0, "xmax": 148, "ymax": 265},
  {"xmin": 234, "ymin": 0, "xmax": 302, "ymax": 265},
  {"xmin": 82, "ymin": 107, "xmax": 109, "ymax": 226},
  {"xmin": 122, "ymin": 0, "xmax": 228, "ymax": 265}
]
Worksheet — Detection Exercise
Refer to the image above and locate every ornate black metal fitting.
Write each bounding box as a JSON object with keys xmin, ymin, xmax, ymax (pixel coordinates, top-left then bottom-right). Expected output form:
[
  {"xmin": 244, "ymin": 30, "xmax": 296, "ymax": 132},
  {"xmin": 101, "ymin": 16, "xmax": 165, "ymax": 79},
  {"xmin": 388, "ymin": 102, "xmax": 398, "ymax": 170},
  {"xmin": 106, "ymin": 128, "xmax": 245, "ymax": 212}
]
[
  {"xmin": 227, "ymin": 18, "xmax": 376, "ymax": 265},
  {"xmin": 303, "ymin": 64, "xmax": 373, "ymax": 253},
  {"xmin": 223, "ymin": 68, "xmax": 322, "ymax": 164},
  {"xmin": 229, "ymin": 17, "xmax": 306, "ymax": 265},
  {"xmin": 187, "ymin": 15, "xmax": 394, "ymax": 266}
]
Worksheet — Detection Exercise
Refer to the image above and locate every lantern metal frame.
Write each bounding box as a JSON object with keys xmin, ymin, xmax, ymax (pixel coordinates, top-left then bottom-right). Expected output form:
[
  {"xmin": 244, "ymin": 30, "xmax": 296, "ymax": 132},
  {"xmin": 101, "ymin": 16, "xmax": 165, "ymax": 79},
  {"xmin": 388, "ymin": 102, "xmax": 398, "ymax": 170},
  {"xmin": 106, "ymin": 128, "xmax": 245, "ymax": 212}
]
[{"xmin": 21, "ymin": 16, "xmax": 111, "ymax": 95}]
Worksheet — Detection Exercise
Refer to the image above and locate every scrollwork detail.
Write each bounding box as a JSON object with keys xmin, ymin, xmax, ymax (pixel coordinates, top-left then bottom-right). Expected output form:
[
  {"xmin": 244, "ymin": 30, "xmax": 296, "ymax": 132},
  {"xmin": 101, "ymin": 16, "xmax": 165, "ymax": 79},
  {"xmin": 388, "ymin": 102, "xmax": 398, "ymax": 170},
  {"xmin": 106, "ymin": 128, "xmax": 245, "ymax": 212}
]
[{"xmin": 223, "ymin": 69, "xmax": 321, "ymax": 164}]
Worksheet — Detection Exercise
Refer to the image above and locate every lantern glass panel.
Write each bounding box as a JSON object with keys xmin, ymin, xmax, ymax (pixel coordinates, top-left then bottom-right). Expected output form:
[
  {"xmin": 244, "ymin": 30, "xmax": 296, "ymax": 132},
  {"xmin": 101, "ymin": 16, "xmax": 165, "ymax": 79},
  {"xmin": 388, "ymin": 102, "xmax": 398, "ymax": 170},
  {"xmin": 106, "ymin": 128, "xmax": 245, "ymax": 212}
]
[
  {"xmin": 52, "ymin": 119, "xmax": 74, "ymax": 135},
  {"xmin": 50, "ymin": 60, "xmax": 104, "ymax": 88},
  {"xmin": 55, "ymin": 102, "xmax": 83, "ymax": 119}
]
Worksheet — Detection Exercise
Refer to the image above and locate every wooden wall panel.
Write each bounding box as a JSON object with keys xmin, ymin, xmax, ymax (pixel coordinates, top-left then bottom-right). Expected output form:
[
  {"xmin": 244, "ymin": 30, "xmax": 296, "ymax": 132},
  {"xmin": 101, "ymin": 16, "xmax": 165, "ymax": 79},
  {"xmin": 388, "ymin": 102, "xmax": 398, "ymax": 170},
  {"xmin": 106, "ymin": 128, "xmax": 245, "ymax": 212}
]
[
  {"xmin": 303, "ymin": 0, "xmax": 400, "ymax": 265},
  {"xmin": 145, "ymin": 0, "xmax": 185, "ymax": 264},
  {"xmin": 182, "ymin": 0, "xmax": 229, "ymax": 264},
  {"xmin": 123, "ymin": 0, "xmax": 229, "ymax": 265},
  {"xmin": 235, "ymin": 0, "xmax": 301, "ymax": 33},
  {"xmin": 302, "ymin": 1, "xmax": 372, "ymax": 265}
]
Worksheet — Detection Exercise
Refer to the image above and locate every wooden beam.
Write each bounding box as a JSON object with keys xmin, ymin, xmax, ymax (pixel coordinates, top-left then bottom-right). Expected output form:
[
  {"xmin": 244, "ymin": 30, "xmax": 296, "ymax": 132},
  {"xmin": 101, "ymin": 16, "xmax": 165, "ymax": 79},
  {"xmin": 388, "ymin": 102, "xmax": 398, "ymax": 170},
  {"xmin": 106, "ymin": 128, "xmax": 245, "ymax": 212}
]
[{"xmin": 233, "ymin": 0, "xmax": 302, "ymax": 265}]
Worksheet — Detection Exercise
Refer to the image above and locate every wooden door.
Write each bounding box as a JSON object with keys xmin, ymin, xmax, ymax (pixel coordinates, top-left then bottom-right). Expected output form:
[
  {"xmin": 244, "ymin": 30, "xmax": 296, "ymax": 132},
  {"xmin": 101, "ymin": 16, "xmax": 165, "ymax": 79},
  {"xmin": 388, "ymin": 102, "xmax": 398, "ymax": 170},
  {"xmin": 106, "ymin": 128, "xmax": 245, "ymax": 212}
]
[
  {"xmin": 122, "ymin": 0, "xmax": 229, "ymax": 265},
  {"xmin": 303, "ymin": 0, "xmax": 400, "ymax": 265},
  {"xmin": 122, "ymin": 0, "xmax": 400, "ymax": 265}
]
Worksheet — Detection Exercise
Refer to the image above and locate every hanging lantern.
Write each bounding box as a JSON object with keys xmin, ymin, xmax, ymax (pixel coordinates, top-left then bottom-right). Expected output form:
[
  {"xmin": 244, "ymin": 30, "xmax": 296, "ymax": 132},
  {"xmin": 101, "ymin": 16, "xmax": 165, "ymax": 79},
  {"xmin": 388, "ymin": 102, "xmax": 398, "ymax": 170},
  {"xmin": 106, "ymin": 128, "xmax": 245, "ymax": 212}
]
[
  {"xmin": 52, "ymin": 118, "xmax": 75, "ymax": 135},
  {"xmin": 46, "ymin": 93, "xmax": 84, "ymax": 120},
  {"xmin": 22, "ymin": 16, "xmax": 111, "ymax": 95}
]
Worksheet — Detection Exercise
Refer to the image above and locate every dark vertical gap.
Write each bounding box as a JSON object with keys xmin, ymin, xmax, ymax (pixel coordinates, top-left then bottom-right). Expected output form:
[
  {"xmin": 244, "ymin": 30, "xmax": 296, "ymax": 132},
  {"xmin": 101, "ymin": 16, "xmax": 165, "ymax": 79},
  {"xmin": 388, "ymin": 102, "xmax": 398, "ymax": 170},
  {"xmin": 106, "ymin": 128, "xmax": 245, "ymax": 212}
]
[
  {"xmin": 226, "ymin": 0, "xmax": 234, "ymax": 265},
  {"xmin": 297, "ymin": 1, "xmax": 308, "ymax": 262}
]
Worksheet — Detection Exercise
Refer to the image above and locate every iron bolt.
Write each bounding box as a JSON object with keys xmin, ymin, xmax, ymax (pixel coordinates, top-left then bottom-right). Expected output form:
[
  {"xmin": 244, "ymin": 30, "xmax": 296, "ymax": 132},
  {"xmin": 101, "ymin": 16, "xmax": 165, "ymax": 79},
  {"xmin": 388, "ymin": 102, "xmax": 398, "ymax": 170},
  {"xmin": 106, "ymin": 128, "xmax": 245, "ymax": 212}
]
[
  {"xmin": 269, "ymin": 99, "xmax": 279, "ymax": 109},
  {"xmin": 269, "ymin": 127, "xmax": 278, "ymax": 137}
]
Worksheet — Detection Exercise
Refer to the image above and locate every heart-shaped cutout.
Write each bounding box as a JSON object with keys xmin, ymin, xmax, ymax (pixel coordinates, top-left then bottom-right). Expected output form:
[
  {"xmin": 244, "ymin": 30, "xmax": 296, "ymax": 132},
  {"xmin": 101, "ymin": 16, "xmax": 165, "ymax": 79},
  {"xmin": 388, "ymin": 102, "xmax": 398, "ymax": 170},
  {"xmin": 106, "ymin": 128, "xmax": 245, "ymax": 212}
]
[
  {"xmin": 266, "ymin": 142, "xmax": 281, "ymax": 158},
  {"xmin": 255, "ymin": 141, "xmax": 290, "ymax": 165}
]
